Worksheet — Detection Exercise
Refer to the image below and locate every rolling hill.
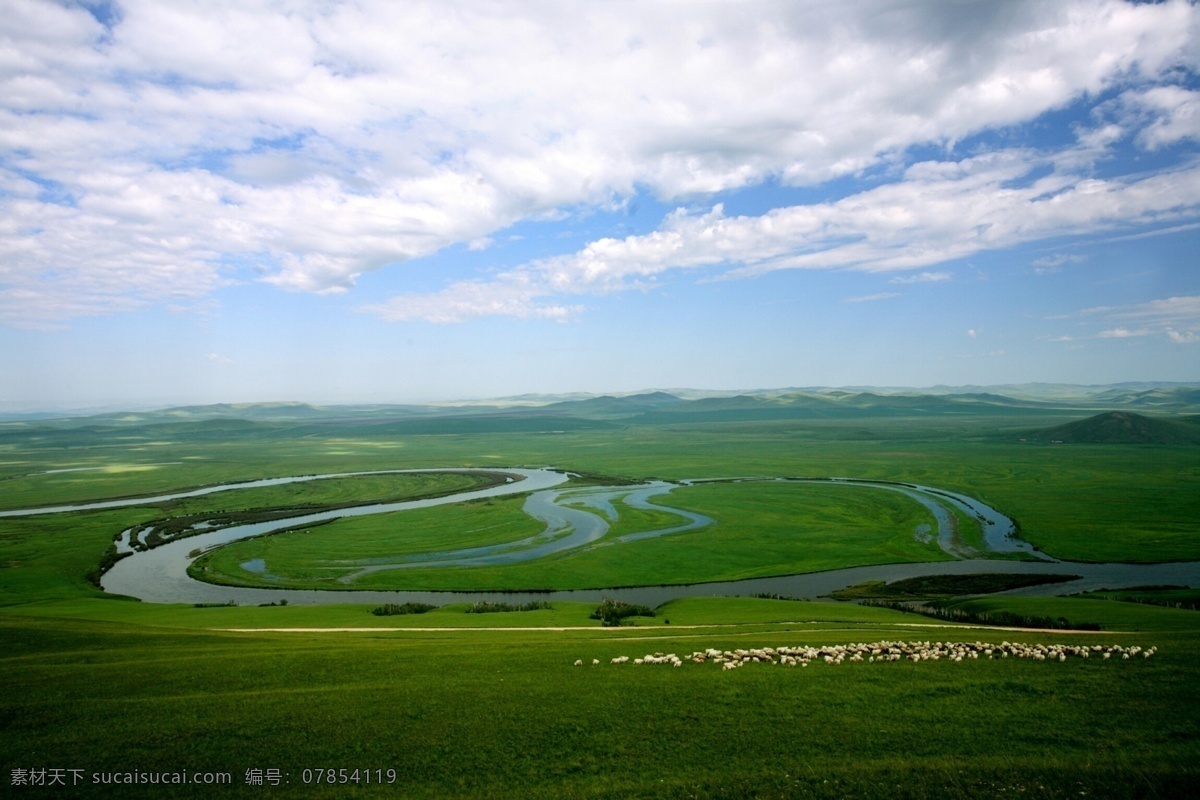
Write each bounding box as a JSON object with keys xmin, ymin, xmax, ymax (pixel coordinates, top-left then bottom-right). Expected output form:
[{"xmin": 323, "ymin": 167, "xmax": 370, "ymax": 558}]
[{"xmin": 1028, "ymin": 411, "xmax": 1200, "ymax": 445}]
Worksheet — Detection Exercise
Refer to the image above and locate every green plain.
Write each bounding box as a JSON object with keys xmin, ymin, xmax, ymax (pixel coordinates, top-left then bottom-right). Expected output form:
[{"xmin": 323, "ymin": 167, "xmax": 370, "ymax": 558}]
[
  {"xmin": 0, "ymin": 410, "xmax": 1197, "ymax": 797},
  {"xmin": 197, "ymin": 481, "xmax": 945, "ymax": 591}
]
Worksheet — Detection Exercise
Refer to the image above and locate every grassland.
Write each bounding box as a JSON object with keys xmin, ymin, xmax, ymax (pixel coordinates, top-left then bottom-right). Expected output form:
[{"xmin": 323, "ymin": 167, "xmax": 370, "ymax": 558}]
[
  {"xmin": 195, "ymin": 480, "xmax": 946, "ymax": 591},
  {"xmin": 1, "ymin": 405, "xmax": 1197, "ymax": 797},
  {"xmin": 827, "ymin": 573, "xmax": 1083, "ymax": 601},
  {"xmin": 1080, "ymin": 586, "xmax": 1200, "ymax": 610},
  {"xmin": 2, "ymin": 606, "xmax": 1196, "ymax": 799},
  {"xmin": 193, "ymin": 495, "xmax": 547, "ymax": 587},
  {"xmin": 148, "ymin": 471, "xmax": 497, "ymax": 517},
  {"xmin": 4, "ymin": 412, "xmax": 1197, "ymax": 562}
]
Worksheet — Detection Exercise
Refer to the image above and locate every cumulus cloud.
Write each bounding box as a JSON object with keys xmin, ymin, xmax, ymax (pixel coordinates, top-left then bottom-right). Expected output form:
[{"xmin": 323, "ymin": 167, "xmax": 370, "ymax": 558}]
[
  {"xmin": 368, "ymin": 147, "xmax": 1200, "ymax": 321},
  {"xmin": 1127, "ymin": 87, "xmax": 1200, "ymax": 149},
  {"xmin": 1, "ymin": 0, "xmax": 1199, "ymax": 324}
]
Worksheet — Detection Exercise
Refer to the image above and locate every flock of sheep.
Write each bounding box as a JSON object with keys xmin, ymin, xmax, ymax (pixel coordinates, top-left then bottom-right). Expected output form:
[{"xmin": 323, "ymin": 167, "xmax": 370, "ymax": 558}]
[{"xmin": 574, "ymin": 641, "xmax": 1155, "ymax": 670}]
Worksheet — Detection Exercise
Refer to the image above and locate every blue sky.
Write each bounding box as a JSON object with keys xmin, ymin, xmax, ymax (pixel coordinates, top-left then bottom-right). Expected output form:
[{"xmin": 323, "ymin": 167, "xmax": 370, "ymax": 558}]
[{"xmin": 1, "ymin": 0, "xmax": 1198, "ymax": 412}]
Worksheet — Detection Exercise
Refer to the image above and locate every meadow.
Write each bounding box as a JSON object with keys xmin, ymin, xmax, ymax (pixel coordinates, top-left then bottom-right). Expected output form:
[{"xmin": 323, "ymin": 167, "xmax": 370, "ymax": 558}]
[
  {"xmin": 194, "ymin": 480, "xmax": 946, "ymax": 591},
  {"xmin": 1, "ymin": 404, "xmax": 1198, "ymax": 797}
]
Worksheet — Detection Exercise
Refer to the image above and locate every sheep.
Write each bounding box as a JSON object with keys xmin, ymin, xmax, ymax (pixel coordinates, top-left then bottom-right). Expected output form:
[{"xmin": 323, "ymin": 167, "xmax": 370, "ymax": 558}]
[{"xmin": 602, "ymin": 640, "xmax": 1155, "ymax": 672}]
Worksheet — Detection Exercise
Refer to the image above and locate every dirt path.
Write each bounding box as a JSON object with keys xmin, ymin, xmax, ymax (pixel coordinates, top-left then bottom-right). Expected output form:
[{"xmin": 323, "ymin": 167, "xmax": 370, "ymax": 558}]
[{"xmin": 215, "ymin": 621, "xmax": 1121, "ymax": 635}]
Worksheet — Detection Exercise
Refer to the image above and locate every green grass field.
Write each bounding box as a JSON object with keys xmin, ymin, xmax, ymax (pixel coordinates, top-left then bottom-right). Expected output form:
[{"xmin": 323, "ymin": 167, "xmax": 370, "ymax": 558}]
[
  {"xmin": 195, "ymin": 480, "xmax": 947, "ymax": 591},
  {"xmin": 2, "ymin": 608, "xmax": 1195, "ymax": 799},
  {"xmin": 1, "ymin": 411, "xmax": 1197, "ymax": 797}
]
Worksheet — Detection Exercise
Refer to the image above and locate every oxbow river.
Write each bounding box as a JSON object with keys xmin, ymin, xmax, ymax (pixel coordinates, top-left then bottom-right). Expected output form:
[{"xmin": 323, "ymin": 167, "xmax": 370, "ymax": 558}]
[{"xmin": 4, "ymin": 467, "xmax": 1196, "ymax": 606}]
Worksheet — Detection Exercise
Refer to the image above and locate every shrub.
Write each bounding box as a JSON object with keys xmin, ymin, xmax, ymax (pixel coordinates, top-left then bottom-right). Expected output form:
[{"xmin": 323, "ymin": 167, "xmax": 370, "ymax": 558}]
[
  {"xmin": 861, "ymin": 600, "xmax": 1100, "ymax": 631},
  {"xmin": 371, "ymin": 602, "xmax": 437, "ymax": 616},
  {"xmin": 465, "ymin": 601, "xmax": 552, "ymax": 614},
  {"xmin": 86, "ymin": 544, "xmax": 131, "ymax": 587},
  {"xmin": 590, "ymin": 598, "xmax": 655, "ymax": 627}
]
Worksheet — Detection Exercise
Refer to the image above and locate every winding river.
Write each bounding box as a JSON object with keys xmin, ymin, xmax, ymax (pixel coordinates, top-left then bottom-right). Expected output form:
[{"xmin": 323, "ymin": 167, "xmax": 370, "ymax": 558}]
[{"xmin": 3, "ymin": 467, "xmax": 1196, "ymax": 606}]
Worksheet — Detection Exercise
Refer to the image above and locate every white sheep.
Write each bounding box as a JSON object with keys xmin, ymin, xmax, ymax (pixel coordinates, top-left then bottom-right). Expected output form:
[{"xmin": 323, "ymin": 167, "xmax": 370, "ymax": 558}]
[{"xmin": 601, "ymin": 639, "xmax": 1156, "ymax": 673}]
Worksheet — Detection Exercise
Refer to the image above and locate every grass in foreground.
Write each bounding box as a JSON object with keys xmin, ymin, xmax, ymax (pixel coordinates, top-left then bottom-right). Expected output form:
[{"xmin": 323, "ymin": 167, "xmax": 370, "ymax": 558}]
[{"xmin": 1, "ymin": 601, "xmax": 1196, "ymax": 799}]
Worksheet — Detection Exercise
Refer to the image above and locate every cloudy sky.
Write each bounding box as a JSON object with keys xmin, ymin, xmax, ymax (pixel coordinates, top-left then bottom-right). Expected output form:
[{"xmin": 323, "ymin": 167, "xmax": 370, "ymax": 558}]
[{"xmin": 2, "ymin": 0, "xmax": 1199, "ymax": 411}]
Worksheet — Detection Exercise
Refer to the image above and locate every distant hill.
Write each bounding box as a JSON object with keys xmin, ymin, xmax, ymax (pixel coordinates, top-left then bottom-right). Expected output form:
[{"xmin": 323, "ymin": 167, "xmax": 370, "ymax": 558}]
[
  {"xmin": 1028, "ymin": 411, "xmax": 1200, "ymax": 445},
  {"xmin": 542, "ymin": 391, "xmax": 684, "ymax": 417},
  {"xmin": 626, "ymin": 390, "xmax": 1055, "ymax": 424},
  {"xmin": 1087, "ymin": 386, "xmax": 1200, "ymax": 410},
  {"xmin": 5, "ymin": 382, "xmax": 1200, "ymax": 428},
  {"xmin": 838, "ymin": 382, "xmax": 1200, "ymax": 411}
]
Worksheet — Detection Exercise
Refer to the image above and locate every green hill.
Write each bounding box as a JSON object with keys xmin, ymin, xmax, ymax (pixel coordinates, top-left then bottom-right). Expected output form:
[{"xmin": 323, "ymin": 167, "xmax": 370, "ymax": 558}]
[
  {"xmin": 628, "ymin": 390, "xmax": 1050, "ymax": 424},
  {"xmin": 1029, "ymin": 411, "xmax": 1200, "ymax": 445},
  {"xmin": 543, "ymin": 392, "xmax": 683, "ymax": 417}
]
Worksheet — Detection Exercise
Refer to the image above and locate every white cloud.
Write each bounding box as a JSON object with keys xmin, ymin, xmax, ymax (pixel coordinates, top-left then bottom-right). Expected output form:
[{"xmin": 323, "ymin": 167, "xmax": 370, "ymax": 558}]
[
  {"xmin": 1167, "ymin": 329, "xmax": 1199, "ymax": 344},
  {"xmin": 1129, "ymin": 86, "xmax": 1200, "ymax": 149},
  {"xmin": 843, "ymin": 293, "xmax": 901, "ymax": 304},
  {"xmin": 366, "ymin": 148, "xmax": 1200, "ymax": 322},
  {"xmin": 1031, "ymin": 254, "xmax": 1085, "ymax": 275},
  {"xmin": 1097, "ymin": 327, "xmax": 1151, "ymax": 338},
  {"xmin": 1107, "ymin": 294, "xmax": 1200, "ymax": 323},
  {"xmin": 890, "ymin": 271, "xmax": 952, "ymax": 284},
  {"xmin": 1, "ymin": 0, "xmax": 1199, "ymax": 324},
  {"xmin": 1052, "ymin": 294, "xmax": 1200, "ymax": 344},
  {"xmin": 362, "ymin": 279, "xmax": 579, "ymax": 324}
]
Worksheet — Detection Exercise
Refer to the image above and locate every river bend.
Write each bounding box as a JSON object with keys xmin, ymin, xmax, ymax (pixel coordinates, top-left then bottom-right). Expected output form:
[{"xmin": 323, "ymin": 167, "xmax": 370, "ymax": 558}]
[{"xmin": 2, "ymin": 467, "xmax": 1194, "ymax": 605}]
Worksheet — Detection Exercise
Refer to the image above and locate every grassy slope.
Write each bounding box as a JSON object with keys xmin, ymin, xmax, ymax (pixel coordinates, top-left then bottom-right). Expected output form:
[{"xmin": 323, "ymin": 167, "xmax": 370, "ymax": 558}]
[
  {"xmin": 1, "ymin": 610, "xmax": 1195, "ymax": 799},
  {"xmin": 941, "ymin": 595, "xmax": 1200, "ymax": 633},
  {"xmin": 0, "ymin": 507, "xmax": 152, "ymax": 604},
  {"xmin": 0, "ymin": 414, "xmax": 1197, "ymax": 797},
  {"xmin": 1082, "ymin": 587, "xmax": 1200, "ymax": 609},
  {"xmin": 1031, "ymin": 410, "xmax": 1200, "ymax": 445}
]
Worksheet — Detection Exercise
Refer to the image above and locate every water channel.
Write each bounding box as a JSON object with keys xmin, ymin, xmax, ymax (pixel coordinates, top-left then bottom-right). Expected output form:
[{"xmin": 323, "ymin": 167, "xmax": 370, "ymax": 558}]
[{"xmin": 3, "ymin": 467, "xmax": 1195, "ymax": 606}]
